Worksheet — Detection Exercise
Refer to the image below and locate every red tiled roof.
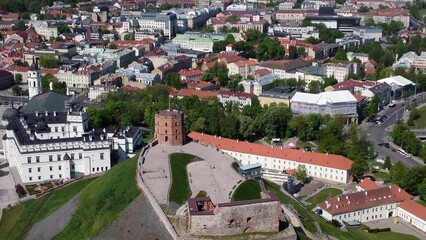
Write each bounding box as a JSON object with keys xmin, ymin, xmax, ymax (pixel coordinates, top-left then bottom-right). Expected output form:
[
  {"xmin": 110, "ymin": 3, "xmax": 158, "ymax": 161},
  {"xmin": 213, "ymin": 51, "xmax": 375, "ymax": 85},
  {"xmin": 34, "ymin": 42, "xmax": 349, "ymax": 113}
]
[
  {"xmin": 232, "ymin": 59, "xmax": 258, "ymax": 67},
  {"xmin": 5, "ymin": 65, "xmax": 29, "ymax": 72},
  {"xmin": 188, "ymin": 132, "xmax": 353, "ymax": 170},
  {"xmin": 219, "ymin": 90, "xmax": 253, "ymax": 99},
  {"xmin": 179, "ymin": 68, "xmax": 204, "ymax": 77},
  {"xmin": 399, "ymin": 199, "xmax": 426, "ymax": 221},
  {"xmin": 253, "ymin": 68, "xmax": 271, "ymax": 76},
  {"xmin": 330, "ymin": 80, "xmax": 375, "ymax": 91},
  {"xmin": 176, "ymin": 89, "xmax": 218, "ymax": 99},
  {"xmin": 358, "ymin": 178, "xmax": 380, "ymax": 191},
  {"xmin": 318, "ymin": 185, "xmax": 413, "ymax": 215},
  {"xmin": 353, "ymin": 94, "xmax": 366, "ymax": 103}
]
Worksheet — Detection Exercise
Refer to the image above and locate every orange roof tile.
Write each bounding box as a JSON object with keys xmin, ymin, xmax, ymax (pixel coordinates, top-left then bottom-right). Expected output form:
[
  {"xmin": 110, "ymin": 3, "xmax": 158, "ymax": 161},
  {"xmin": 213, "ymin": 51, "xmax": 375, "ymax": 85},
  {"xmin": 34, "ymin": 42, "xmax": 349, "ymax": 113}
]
[
  {"xmin": 358, "ymin": 178, "xmax": 380, "ymax": 191},
  {"xmin": 319, "ymin": 185, "xmax": 412, "ymax": 215},
  {"xmin": 176, "ymin": 89, "xmax": 218, "ymax": 99},
  {"xmin": 233, "ymin": 59, "xmax": 258, "ymax": 67},
  {"xmin": 188, "ymin": 132, "xmax": 353, "ymax": 170},
  {"xmin": 399, "ymin": 199, "xmax": 426, "ymax": 221}
]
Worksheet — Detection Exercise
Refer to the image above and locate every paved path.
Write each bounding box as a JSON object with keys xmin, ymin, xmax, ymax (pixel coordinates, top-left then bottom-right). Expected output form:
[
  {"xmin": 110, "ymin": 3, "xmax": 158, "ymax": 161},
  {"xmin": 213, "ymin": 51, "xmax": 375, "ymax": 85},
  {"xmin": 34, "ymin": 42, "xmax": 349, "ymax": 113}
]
[
  {"xmin": 94, "ymin": 193, "xmax": 173, "ymax": 240},
  {"xmin": 0, "ymin": 163, "xmax": 19, "ymax": 220},
  {"xmin": 142, "ymin": 142, "xmax": 243, "ymax": 205},
  {"xmin": 26, "ymin": 195, "xmax": 79, "ymax": 240}
]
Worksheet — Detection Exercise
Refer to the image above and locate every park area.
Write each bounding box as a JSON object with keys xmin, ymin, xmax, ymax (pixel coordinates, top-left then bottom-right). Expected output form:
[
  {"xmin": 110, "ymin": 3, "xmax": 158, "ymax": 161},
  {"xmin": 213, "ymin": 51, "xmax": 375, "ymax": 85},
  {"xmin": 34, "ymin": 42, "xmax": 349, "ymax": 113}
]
[
  {"xmin": 305, "ymin": 188, "xmax": 343, "ymax": 209},
  {"xmin": 231, "ymin": 180, "xmax": 261, "ymax": 201},
  {"xmin": 168, "ymin": 153, "xmax": 198, "ymax": 205}
]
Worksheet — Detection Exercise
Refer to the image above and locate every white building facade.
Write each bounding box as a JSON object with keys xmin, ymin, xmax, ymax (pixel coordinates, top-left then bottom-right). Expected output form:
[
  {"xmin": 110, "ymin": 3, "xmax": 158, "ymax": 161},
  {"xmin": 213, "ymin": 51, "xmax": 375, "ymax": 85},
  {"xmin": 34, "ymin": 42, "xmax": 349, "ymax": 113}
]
[{"xmin": 188, "ymin": 132, "xmax": 353, "ymax": 184}]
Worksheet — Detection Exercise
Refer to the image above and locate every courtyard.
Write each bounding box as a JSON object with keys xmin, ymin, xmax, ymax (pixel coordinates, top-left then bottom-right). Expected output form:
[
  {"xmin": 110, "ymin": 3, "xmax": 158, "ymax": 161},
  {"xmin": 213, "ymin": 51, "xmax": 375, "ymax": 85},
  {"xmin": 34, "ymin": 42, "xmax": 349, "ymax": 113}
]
[
  {"xmin": 362, "ymin": 217, "xmax": 426, "ymax": 240},
  {"xmin": 142, "ymin": 142, "xmax": 244, "ymax": 205}
]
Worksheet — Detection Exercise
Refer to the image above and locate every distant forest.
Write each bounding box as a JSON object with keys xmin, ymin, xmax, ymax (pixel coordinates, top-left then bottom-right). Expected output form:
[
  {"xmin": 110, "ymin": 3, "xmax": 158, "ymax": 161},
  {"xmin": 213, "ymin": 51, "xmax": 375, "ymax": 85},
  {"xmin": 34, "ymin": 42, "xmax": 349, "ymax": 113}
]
[{"xmin": 0, "ymin": 0, "xmax": 82, "ymax": 13}]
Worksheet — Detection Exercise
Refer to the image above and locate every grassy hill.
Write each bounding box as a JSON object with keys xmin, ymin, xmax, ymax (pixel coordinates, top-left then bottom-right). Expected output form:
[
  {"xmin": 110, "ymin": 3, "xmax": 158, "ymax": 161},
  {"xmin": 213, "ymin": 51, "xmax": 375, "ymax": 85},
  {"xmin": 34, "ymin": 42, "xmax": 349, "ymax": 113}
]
[
  {"xmin": 169, "ymin": 153, "xmax": 198, "ymax": 205},
  {"xmin": 0, "ymin": 178, "xmax": 95, "ymax": 240},
  {"xmin": 53, "ymin": 156, "xmax": 140, "ymax": 239}
]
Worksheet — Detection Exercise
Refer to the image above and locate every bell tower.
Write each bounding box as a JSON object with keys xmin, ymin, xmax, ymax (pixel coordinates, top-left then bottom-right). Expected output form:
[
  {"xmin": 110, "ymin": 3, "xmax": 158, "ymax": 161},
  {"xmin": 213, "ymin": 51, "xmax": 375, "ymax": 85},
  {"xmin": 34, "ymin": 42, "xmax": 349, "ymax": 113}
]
[{"xmin": 28, "ymin": 61, "xmax": 42, "ymax": 100}]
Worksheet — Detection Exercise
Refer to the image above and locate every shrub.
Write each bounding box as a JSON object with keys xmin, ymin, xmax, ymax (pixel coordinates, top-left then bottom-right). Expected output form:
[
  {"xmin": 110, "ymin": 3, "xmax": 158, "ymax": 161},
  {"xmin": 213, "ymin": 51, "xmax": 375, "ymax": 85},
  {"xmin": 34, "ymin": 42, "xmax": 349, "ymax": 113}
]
[
  {"xmin": 196, "ymin": 190, "xmax": 207, "ymax": 197},
  {"xmin": 331, "ymin": 219, "xmax": 342, "ymax": 228},
  {"xmin": 15, "ymin": 184, "xmax": 27, "ymax": 198}
]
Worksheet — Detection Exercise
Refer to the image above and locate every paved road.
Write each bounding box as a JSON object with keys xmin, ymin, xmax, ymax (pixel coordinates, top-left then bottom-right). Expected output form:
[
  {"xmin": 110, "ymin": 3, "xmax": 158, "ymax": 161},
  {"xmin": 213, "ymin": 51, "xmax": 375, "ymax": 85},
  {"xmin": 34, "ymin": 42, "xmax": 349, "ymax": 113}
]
[
  {"xmin": 27, "ymin": 195, "xmax": 79, "ymax": 240},
  {"xmin": 361, "ymin": 94, "xmax": 426, "ymax": 168}
]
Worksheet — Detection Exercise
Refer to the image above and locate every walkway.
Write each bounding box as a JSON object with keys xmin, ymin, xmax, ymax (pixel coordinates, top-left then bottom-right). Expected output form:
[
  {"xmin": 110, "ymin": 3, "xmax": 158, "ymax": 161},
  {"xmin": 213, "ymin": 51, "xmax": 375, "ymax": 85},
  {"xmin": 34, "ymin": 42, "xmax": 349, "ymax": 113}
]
[
  {"xmin": 142, "ymin": 142, "xmax": 243, "ymax": 205},
  {"xmin": 364, "ymin": 217, "xmax": 426, "ymax": 240}
]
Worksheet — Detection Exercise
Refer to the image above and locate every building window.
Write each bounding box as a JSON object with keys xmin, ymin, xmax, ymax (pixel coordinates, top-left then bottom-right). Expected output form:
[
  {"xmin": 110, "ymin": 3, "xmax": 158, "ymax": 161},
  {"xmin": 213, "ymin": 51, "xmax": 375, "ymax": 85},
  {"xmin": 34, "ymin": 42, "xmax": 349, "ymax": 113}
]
[
  {"xmin": 38, "ymin": 176, "xmax": 41, "ymax": 180},
  {"xmin": 92, "ymin": 168, "xmax": 95, "ymax": 172},
  {"xmin": 79, "ymin": 153, "xmax": 82, "ymax": 159},
  {"xmin": 59, "ymin": 174, "xmax": 62, "ymax": 178},
  {"xmin": 61, "ymin": 127, "xmax": 65, "ymax": 132},
  {"xmin": 71, "ymin": 153, "xmax": 75, "ymax": 160},
  {"xmin": 49, "ymin": 166, "xmax": 52, "ymax": 171},
  {"xmin": 27, "ymin": 157, "xmax": 31, "ymax": 163},
  {"xmin": 71, "ymin": 164, "xmax": 75, "ymax": 170},
  {"xmin": 101, "ymin": 167, "xmax": 104, "ymax": 171},
  {"xmin": 55, "ymin": 127, "xmax": 58, "ymax": 132},
  {"xmin": 29, "ymin": 168, "xmax": 32, "ymax": 173},
  {"xmin": 37, "ymin": 167, "xmax": 41, "ymax": 172},
  {"xmin": 49, "ymin": 155, "xmax": 53, "ymax": 162},
  {"xmin": 105, "ymin": 167, "xmax": 108, "ymax": 171},
  {"xmin": 59, "ymin": 166, "xmax": 61, "ymax": 170},
  {"xmin": 36, "ymin": 156, "xmax": 40, "ymax": 163},
  {"xmin": 100, "ymin": 153, "xmax": 104, "ymax": 160},
  {"xmin": 29, "ymin": 177, "xmax": 32, "ymax": 181},
  {"xmin": 97, "ymin": 167, "xmax": 99, "ymax": 171},
  {"xmin": 73, "ymin": 126, "xmax": 77, "ymax": 132},
  {"xmin": 50, "ymin": 175, "xmax": 53, "ymax": 179}
]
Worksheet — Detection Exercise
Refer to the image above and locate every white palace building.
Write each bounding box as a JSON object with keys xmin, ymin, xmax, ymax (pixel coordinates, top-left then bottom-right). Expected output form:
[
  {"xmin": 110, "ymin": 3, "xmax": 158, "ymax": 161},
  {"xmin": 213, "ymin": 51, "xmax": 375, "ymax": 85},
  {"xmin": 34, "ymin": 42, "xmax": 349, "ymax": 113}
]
[
  {"xmin": 2, "ymin": 63, "xmax": 142, "ymax": 183},
  {"xmin": 188, "ymin": 132, "xmax": 353, "ymax": 184}
]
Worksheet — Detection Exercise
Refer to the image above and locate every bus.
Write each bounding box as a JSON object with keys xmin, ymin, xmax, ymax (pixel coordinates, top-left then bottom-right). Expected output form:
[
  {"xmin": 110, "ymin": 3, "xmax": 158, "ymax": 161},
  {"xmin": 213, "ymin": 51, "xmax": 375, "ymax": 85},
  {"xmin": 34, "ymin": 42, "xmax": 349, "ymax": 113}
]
[{"xmin": 397, "ymin": 148, "xmax": 411, "ymax": 158}]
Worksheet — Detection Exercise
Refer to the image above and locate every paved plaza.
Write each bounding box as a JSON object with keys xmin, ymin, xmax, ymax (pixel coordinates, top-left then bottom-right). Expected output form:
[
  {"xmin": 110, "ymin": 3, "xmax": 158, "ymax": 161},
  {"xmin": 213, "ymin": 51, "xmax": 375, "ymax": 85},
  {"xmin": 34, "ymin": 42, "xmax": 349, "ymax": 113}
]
[
  {"xmin": 364, "ymin": 217, "xmax": 426, "ymax": 240},
  {"xmin": 142, "ymin": 142, "xmax": 243, "ymax": 205}
]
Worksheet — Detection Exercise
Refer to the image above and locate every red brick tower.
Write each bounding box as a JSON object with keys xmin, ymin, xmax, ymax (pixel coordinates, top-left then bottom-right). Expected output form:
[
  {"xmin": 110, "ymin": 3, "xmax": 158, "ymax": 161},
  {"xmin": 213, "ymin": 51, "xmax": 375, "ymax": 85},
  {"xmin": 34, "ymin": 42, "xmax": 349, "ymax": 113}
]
[{"xmin": 155, "ymin": 110, "xmax": 185, "ymax": 146}]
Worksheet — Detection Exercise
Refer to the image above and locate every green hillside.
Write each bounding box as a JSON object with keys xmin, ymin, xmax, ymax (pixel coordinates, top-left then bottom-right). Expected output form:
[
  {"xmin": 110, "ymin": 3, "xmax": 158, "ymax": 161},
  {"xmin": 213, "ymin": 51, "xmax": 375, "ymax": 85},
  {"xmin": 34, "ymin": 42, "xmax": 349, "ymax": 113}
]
[{"xmin": 53, "ymin": 156, "xmax": 140, "ymax": 239}]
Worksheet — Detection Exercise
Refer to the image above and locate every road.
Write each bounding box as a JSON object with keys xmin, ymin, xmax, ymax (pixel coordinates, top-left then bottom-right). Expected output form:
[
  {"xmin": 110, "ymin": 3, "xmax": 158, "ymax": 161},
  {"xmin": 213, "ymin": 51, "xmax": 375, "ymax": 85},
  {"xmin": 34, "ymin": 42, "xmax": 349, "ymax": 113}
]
[{"xmin": 361, "ymin": 93, "xmax": 426, "ymax": 168}]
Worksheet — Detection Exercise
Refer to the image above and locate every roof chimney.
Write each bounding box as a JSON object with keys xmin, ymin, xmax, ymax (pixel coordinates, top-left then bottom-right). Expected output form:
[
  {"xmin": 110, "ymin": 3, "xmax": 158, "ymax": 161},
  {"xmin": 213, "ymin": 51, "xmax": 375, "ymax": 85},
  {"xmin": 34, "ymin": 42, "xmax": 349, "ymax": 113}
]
[
  {"xmin": 398, "ymin": 188, "xmax": 401, "ymax": 192},
  {"xmin": 365, "ymin": 191, "xmax": 368, "ymax": 195},
  {"xmin": 35, "ymin": 111, "xmax": 39, "ymax": 116},
  {"xmin": 53, "ymin": 111, "xmax": 57, "ymax": 116},
  {"xmin": 337, "ymin": 197, "xmax": 340, "ymax": 202},
  {"xmin": 45, "ymin": 111, "xmax": 48, "ymax": 116}
]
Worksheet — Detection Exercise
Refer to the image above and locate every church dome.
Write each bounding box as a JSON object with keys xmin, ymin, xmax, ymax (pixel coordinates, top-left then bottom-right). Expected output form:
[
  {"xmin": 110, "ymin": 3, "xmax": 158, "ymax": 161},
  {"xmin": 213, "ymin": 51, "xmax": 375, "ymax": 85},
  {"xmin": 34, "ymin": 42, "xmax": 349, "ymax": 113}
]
[{"xmin": 2, "ymin": 107, "xmax": 19, "ymax": 120}]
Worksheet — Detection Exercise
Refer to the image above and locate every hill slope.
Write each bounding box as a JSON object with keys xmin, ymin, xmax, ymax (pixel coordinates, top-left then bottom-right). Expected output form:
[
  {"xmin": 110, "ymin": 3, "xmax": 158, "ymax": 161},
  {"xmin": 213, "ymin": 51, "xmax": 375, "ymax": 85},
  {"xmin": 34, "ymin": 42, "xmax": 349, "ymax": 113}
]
[{"xmin": 53, "ymin": 157, "xmax": 140, "ymax": 239}]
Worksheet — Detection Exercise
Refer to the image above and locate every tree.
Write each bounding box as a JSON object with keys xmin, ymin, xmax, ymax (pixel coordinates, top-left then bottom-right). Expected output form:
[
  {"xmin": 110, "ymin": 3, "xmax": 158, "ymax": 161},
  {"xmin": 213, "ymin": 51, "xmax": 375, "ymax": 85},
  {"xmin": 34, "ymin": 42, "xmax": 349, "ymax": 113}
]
[
  {"xmin": 13, "ymin": 59, "xmax": 27, "ymax": 67},
  {"xmin": 12, "ymin": 20, "xmax": 26, "ymax": 31},
  {"xmin": 384, "ymin": 156, "xmax": 392, "ymax": 170},
  {"xmin": 41, "ymin": 74, "xmax": 65, "ymax": 94},
  {"xmin": 288, "ymin": 46, "xmax": 298, "ymax": 59},
  {"xmin": 418, "ymin": 179, "xmax": 426, "ymax": 201},
  {"xmin": 323, "ymin": 76, "xmax": 338, "ymax": 88},
  {"xmin": 165, "ymin": 72, "xmax": 182, "ymax": 89},
  {"xmin": 363, "ymin": 94, "xmax": 380, "ymax": 119},
  {"xmin": 213, "ymin": 40, "xmax": 227, "ymax": 53},
  {"xmin": 201, "ymin": 25, "xmax": 214, "ymax": 33},
  {"xmin": 308, "ymin": 81, "xmax": 322, "ymax": 93},
  {"xmin": 124, "ymin": 33, "xmax": 135, "ymax": 40},
  {"xmin": 57, "ymin": 24, "xmax": 71, "ymax": 34},
  {"xmin": 226, "ymin": 15, "xmax": 239, "ymax": 22},
  {"xmin": 39, "ymin": 54, "xmax": 58, "ymax": 69},
  {"xmin": 295, "ymin": 165, "xmax": 308, "ymax": 182},
  {"xmin": 336, "ymin": 0, "xmax": 346, "ymax": 4},
  {"xmin": 14, "ymin": 74, "xmax": 22, "ymax": 85},
  {"xmin": 296, "ymin": 47, "xmax": 306, "ymax": 57},
  {"xmin": 225, "ymin": 34, "xmax": 235, "ymax": 45},
  {"xmin": 108, "ymin": 44, "xmax": 118, "ymax": 49},
  {"xmin": 390, "ymin": 161, "xmax": 407, "ymax": 186},
  {"xmin": 12, "ymin": 85, "xmax": 23, "ymax": 96},
  {"xmin": 334, "ymin": 49, "xmax": 348, "ymax": 61},
  {"xmin": 305, "ymin": 37, "xmax": 318, "ymax": 44},
  {"xmin": 350, "ymin": 159, "xmax": 368, "ymax": 180},
  {"xmin": 358, "ymin": 6, "xmax": 370, "ymax": 13},
  {"xmin": 365, "ymin": 18, "xmax": 376, "ymax": 27}
]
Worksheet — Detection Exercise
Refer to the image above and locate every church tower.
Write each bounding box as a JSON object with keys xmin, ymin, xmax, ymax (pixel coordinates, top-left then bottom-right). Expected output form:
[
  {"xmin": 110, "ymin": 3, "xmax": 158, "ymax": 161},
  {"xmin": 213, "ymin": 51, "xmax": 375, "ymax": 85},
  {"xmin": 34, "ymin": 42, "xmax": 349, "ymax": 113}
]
[{"xmin": 28, "ymin": 61, "xmax": 42, "ymax": 100}]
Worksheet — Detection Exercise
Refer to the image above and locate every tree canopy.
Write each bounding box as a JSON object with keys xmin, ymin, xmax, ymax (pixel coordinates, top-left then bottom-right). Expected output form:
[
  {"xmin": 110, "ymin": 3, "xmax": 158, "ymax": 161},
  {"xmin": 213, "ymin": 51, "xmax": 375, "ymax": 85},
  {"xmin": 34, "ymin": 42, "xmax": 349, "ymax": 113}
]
[{"xmin": 39, "ymin": 54, "xmax": 58, "ymax": 69}]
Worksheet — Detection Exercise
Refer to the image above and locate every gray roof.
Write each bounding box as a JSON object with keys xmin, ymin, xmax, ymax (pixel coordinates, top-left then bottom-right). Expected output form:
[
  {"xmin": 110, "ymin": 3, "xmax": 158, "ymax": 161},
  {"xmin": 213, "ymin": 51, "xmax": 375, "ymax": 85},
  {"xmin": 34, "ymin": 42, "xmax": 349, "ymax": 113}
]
[
  {"xmin": 2, "ymin": 107, "xmax": 19, "ymax": 120},
  {"xmin": 23, "ymin": 91, "xmax": 71, "ymax": 114}
]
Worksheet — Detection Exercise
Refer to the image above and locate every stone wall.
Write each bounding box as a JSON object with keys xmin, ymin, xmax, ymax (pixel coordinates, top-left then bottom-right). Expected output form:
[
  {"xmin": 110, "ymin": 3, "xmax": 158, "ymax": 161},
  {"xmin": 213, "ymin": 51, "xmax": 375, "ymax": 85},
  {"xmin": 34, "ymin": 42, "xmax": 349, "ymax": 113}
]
[{"xmin": 189, "ymin": 200, "xmax": 280, "ymax": 236}]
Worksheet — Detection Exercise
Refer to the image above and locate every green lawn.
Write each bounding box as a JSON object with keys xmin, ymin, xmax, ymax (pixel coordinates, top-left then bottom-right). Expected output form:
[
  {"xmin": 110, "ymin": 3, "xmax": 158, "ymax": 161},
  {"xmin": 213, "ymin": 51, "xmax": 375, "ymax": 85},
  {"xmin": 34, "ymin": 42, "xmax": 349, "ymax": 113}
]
[
  {"xmin": 34, "ymin": 178, "xmax": 96, "ymax": 223},
  {"xmin": 306, "ymin": 188, "xmax": 343, "ymax": 210},
  {"xmin": 53, "ymin": 156, "xmax": 140, "ymax": 239},
  {"xmin": 264, "ymin": 181, "xmax": 361, "ymax": 240},
  {"xmin": 0, "ymin": 195, "xmax": 48, "ymax": 240},
  {"xmin": 301, "ymin": 219, "xmax": 317, "ymax": 233},
  {"xmin": 349, "ymin": 226, "xmax": 419, "ymax": 240},
  {"xmin": 168, "ymin": 153, "xmax": 198, "ymax": 205},
  {"xmin": 410, "ymin": 106, "xmax": 426, "ymax": 129},
  {"xmin": 231, "ymin": 180, "xmax": 261, "ymax": 201}
]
